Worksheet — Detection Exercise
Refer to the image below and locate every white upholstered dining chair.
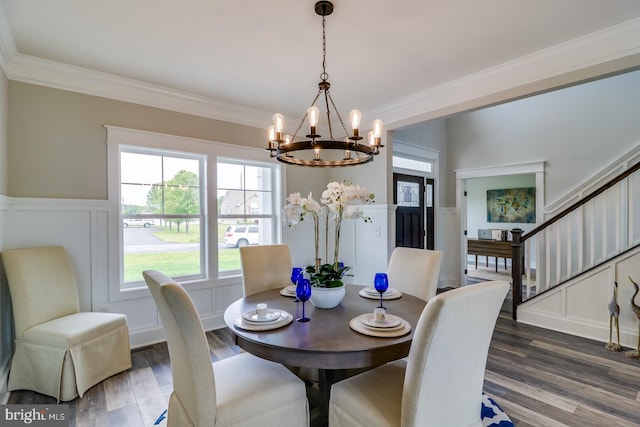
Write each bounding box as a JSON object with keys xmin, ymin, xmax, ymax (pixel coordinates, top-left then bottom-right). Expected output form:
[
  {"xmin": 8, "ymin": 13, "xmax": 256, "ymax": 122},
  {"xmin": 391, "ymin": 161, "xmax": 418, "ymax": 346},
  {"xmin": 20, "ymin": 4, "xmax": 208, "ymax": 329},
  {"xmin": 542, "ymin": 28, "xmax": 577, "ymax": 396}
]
[
  {"xmin": 2, "ymin": 246, "xmax": 132, "ymax": 401},
  {"xmin": 240, "ymin": 244, "xmax": 293, "ymax": 296},
  {"xmin": 142, "ymin": 270, "xmax": 309, "ymax": 427},
  {"xmin": 387, "ymin": 247, "xmax": 443, "ymax": 301},
  {"xmin": 328, "ymin": 280, "xmax": 510, "ymax": 427}
]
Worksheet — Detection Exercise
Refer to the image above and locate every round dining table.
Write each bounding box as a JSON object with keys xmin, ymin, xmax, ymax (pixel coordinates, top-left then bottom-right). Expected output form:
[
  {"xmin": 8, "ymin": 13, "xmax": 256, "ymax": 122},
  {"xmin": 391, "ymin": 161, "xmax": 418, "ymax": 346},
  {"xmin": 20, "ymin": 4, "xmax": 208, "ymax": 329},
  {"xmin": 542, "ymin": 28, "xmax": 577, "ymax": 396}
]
[{"xmin": 223, "ymin": 284, "xmax": 427, "ymax": 424}]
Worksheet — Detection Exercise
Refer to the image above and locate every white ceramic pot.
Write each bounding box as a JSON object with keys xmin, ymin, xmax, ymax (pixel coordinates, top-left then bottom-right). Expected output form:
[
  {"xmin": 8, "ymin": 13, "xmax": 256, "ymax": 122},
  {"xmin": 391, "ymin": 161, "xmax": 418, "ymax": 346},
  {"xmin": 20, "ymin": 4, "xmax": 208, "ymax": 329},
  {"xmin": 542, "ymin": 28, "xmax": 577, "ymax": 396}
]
[{"xmin": 310, "ymin": 284, "xmax": 346, "ymax": 309}]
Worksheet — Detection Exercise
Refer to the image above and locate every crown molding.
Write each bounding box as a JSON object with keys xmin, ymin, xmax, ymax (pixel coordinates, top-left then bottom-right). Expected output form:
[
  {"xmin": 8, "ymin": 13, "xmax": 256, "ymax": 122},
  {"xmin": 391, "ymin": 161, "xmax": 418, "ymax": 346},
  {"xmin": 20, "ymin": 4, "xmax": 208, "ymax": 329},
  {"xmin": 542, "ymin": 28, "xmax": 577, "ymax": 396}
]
[
  {"xmin": 372, "ymin": 17, "xmax": 640, "ymax": 129},
  {"xmin": 5, "ymin": 54, "xmax": 273, "ymax": 128}
]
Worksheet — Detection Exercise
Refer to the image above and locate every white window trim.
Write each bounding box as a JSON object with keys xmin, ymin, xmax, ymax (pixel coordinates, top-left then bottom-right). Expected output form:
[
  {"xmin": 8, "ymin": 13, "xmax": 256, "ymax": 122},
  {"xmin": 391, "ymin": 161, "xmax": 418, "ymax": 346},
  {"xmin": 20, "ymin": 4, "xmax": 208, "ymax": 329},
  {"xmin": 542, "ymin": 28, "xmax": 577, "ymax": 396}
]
[{"xmin": 105, "ymin": 125, "xmax": 284, "ymax": 301}]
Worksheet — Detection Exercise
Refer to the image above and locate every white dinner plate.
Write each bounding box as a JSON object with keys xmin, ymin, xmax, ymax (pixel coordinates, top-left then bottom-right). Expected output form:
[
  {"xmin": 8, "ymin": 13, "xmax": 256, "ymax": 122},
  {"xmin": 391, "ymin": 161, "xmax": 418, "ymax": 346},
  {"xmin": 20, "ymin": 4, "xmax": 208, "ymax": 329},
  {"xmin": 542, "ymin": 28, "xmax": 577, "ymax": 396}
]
[
  {"xmin": 358, "ymin": 288, "xmax": 403, "ymax": 300},
  {"xmin": 242, "ymin": 309, "xmax": 284, "ymax": 323},
  {"xmin": 362, "ymin": 287, "xmax": 396, "ymax": 296},
  {"xmin": 280, "ymin": 285, "xmax": 297, "ymax": 297},
  {"xmin": 349, "ymin": 315, "xmax": 411, "ymax": 337},
  {"xmin": 359, "ymin": 313, "xmax": 402, "ymax": 329},
  {"xmin": 234, "ymin": 311, "xmax": 293, "ymax": 331}
]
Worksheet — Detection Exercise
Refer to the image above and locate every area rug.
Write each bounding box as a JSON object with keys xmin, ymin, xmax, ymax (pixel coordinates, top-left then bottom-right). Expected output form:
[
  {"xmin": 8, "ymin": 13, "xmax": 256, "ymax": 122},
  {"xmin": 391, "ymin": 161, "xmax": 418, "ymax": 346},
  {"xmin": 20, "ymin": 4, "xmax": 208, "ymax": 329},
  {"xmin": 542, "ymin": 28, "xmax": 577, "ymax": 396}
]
[
  {"xmin": 467, "ymin": 263, "xmax": 513, "ymax": 282},
  {"xmin": 467, "ymin": 263, "xmax": 536, "ymax": 284}
]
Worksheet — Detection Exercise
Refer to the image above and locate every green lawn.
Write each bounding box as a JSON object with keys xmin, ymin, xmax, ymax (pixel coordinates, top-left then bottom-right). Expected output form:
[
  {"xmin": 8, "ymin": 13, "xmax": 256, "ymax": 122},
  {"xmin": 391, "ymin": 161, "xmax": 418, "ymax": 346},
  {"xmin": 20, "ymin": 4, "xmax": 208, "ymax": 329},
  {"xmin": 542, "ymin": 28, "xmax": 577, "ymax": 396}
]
[{"xmin": 123, "ymin": 223, "xmax": 241, "ymax": 282}]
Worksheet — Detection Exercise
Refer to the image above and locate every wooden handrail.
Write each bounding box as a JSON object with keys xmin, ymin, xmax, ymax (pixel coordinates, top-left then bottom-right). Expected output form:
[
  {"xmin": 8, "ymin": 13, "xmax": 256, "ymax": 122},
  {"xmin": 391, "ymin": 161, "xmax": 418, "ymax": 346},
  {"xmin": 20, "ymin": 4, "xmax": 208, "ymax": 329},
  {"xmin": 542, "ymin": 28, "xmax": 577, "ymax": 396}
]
[{"xmin": 521, "ymin": 160, "xmax": 640, "ymax": 243}]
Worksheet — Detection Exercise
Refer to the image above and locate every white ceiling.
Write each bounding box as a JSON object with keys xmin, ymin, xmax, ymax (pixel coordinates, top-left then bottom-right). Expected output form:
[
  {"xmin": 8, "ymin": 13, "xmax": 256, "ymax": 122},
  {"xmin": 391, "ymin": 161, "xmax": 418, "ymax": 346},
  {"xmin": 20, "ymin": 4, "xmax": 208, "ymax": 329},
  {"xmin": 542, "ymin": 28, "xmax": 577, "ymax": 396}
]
[{"xmin": 1, "ymin": 1, "xmax": 640, "ymax": 130}]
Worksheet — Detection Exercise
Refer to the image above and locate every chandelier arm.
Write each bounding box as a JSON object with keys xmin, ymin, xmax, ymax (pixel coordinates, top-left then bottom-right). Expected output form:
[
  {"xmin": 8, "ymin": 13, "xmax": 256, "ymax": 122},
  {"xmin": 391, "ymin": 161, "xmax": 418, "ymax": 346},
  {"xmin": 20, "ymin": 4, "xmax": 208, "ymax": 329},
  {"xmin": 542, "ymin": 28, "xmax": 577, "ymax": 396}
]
[
  {"xmin": 326, "ymin": 91, "xmax": 352, "ymax": 142},
  {"xmin": 288, "ymin": 90, "xmax": 323, "ymax": 143},
  {"xmin": 324, "ymin": 89, "xmax": 334, "ymax": 140}
]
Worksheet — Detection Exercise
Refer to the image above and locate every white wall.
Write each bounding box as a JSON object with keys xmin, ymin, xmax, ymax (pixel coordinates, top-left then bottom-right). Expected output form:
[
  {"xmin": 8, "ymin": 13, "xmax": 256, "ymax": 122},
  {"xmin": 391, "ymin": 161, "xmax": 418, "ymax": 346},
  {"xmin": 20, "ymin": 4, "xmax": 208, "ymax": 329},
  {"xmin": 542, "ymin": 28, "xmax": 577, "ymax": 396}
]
[{"xmin": 446, "ymin": 70, "xmax": 640, "ymax": 206}]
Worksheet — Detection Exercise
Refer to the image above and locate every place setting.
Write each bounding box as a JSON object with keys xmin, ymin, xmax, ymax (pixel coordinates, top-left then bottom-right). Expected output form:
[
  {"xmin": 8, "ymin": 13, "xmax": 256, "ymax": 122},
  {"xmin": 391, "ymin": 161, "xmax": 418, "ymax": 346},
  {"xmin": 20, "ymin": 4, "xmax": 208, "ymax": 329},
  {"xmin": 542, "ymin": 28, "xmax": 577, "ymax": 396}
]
[
  {"xmin": 233, "ymin": 303, "xmax": 293, "ymax": 331},
  {"xmin": 350, "ymin": 307, "xmax": 412, "ymax": 337},
  {"xmin": 358, "ymin": 272, "xmax": 403, "ymax": 301}
]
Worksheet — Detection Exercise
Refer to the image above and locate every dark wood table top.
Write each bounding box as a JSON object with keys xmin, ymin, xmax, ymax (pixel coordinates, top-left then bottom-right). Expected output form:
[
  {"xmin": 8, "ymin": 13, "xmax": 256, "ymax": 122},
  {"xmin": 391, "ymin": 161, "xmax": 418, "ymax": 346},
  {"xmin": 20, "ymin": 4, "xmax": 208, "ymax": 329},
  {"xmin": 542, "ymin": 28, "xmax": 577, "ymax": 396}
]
[{"xmin": 223, "ymin": 284, "xmax": 427, "ymax": 370}]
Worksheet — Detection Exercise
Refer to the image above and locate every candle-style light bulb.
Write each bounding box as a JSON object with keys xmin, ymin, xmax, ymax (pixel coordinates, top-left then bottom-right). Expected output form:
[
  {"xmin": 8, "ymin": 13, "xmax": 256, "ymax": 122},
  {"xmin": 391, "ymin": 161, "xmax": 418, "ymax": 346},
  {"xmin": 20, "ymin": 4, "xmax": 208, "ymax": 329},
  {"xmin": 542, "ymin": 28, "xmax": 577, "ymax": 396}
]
[
  {"xmin": 372, "ymin": 119, "xmax": 383, "ymax": 138},
  {"xmin": 368, "ymin": 130, "xmax": 374, "ymax": 146},
  {"xmin": 267, "ymin": 125, "xmax": 276, "ymax": 150},
  {"xmin": 273, "ymin": 113, "xmax": 284, "ymax": 141},
  {"xmin": 308, "ymin": 106, "xmax": 320, "ymax": 136},
  {"xmin": 314, "ymin": 147, "xmax": 321, "ymax": 161},
  {"xmin": 349, "ymin": 109, "xmax": 361, "ymax": 139},
  {"xmin": 372, "ymin": 119, "xmax": 383, "ymax": 148}
]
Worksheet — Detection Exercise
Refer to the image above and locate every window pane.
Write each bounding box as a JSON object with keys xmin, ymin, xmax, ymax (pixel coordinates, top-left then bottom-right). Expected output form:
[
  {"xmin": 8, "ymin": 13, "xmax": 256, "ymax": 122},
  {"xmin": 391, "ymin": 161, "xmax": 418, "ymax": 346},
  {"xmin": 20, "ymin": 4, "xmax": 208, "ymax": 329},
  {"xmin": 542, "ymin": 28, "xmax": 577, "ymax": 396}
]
[
  {"xmin": 218, "ymin": 218, "xmax": 274, "ymax": 271},
  {"xmin": 217, "ymin": 158, "xmax": 279, "ymax": 275},
  {"xmin": 121, "ymin": 149, "xmax": 204, "ymax": 287},
  {"xmin": 392, "ymin": 155, "xmax": 432, "ymax": 173},
  {"xmin": 123, "ymin": 220, "xmax": 201, "ymax": 284}
]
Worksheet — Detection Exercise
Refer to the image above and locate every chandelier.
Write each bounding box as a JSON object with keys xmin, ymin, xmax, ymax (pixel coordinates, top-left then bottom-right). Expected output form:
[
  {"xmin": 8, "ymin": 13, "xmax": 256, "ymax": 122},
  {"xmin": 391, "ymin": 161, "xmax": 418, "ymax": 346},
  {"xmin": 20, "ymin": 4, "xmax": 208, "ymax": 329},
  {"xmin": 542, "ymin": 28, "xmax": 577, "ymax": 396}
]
[{"xmin": 266, "ymin": 0, "xmax": 384, "ymax": 167}]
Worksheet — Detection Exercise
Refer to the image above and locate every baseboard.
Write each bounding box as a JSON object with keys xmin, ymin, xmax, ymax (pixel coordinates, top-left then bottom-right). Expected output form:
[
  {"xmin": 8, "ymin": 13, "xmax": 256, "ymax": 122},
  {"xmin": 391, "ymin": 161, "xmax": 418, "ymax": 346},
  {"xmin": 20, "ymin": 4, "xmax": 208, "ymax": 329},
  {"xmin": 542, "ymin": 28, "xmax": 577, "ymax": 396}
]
[
  {"xmin": 438, "ymin": 275, "xmax": 459, "ymax": 287},
  {"xmin": 517, "ymin": 308, "xmax": 636, "ymax": 350}
]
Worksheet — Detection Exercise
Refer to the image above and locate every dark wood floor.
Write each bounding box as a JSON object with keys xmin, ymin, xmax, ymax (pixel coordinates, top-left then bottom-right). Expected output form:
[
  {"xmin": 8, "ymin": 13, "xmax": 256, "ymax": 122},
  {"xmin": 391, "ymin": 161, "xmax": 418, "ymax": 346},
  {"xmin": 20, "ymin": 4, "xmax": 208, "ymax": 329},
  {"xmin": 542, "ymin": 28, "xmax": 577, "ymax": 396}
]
[{"xmin": 8, "ymin": 314, "xmax": 640, "ymax": 426}]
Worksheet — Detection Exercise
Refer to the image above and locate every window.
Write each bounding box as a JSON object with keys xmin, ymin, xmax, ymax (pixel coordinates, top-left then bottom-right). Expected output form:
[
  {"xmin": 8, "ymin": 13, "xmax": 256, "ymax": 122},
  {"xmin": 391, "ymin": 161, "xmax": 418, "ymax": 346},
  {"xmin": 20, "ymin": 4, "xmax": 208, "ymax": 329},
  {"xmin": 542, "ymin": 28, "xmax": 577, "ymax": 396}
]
[
  {"xmin": 217, "ymin": 158, "xmax": 280, "ymax": 274},
  {"xmin": 392, "ymin": 155, "xmax": 432, "ymax": 173},
  {"xmin": 120, "ymin": 146, "xmax": 206, "ymax": 288}
]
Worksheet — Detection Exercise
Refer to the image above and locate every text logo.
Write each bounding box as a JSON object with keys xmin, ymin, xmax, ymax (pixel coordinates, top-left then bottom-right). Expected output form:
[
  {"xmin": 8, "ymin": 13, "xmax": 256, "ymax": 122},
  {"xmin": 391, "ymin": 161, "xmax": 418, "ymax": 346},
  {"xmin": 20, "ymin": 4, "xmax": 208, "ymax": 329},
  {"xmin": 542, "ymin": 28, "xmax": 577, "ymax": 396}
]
[{"xmin": 0, "ymin": 405, "xmax": 69, "ymax": 426}]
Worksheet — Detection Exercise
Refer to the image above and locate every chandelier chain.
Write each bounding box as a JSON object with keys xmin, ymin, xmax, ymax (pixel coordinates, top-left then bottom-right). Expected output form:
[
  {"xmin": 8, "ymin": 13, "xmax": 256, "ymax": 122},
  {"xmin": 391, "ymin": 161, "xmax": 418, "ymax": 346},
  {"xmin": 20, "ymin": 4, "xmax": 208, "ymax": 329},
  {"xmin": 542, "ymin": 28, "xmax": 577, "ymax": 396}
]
[{"xmin": 321, "ymin": 13, "xmax": 328, "ymax": 82}]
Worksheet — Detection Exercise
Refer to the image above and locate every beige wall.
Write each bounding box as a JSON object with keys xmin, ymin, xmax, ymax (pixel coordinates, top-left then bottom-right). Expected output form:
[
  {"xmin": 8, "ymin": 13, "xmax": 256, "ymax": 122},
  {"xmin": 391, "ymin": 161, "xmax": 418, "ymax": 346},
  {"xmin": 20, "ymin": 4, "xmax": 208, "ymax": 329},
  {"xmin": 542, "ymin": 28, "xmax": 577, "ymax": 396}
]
[{"xmin": 7, "ymin": 81, "xmax": 266, "ymax": 199}]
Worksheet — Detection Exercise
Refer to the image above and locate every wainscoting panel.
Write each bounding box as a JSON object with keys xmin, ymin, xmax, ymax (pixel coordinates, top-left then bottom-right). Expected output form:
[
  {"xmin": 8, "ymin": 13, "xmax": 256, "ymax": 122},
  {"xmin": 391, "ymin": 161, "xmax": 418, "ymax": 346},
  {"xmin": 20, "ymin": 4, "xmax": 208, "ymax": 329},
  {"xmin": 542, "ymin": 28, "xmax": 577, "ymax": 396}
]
[{"xmin": 518, "ymin": 245, "xmax": 640, "ymax": 348}]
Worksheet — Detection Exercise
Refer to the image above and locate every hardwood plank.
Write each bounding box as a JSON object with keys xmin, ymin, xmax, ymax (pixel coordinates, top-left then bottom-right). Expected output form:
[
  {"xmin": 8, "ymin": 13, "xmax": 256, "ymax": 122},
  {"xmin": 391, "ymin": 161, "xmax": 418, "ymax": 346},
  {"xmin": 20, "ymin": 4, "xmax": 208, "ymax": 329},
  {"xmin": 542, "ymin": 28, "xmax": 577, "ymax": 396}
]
[
  {"xmin": 530, "ymin": 340, "xmax": 640, "ymax": 374},
  {"xmin": 484, "ymin": 370, "xmax": 578, "ymax": 413},
  {"xmin": 74, "ymin": 383, "xmax": 108, "ymax": 427},
  {"xmin": 103, "ymin": 371, "xmax": 135, "ymax": 411},
  {"xmin": 135, "ymin": 395, "xmax": 168, "ymax": 426},
  {"xmin": 128, "ymin": 367, "xmax": 164, "ymax": 403},
  {"xmin": 206, "ymin": 330, "xmax": 241, "ymax": 361},
  {"xmin": 106, "ymin": 403, "xmax": 144, "ymax": 427},
  {"xmin": 572, "ymin": 404, "xmax": 640, "ymax": 427}
]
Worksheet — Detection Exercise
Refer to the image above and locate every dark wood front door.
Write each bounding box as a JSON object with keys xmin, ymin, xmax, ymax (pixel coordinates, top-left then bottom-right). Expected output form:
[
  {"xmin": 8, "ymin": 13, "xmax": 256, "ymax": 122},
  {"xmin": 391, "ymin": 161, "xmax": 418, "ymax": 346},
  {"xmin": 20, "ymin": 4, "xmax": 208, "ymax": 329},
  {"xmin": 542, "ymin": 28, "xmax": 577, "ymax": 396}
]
[{"xmin": 393, "ymin": 174, "xmax": 435, "ymax": 249}]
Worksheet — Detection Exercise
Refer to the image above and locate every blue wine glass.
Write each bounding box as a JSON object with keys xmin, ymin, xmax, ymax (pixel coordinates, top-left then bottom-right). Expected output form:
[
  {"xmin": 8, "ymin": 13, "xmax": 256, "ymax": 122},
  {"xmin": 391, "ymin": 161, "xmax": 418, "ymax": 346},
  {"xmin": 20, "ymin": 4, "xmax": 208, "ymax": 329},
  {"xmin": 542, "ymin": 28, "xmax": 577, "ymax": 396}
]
[
  {"xmin": 291, "ymin": 267, "xmax": 303, "ymax": 301},
  {"xmin": 374, "ymin": 272, "xmax": 389, "ymax": 309},
  {"xmin": 296, "ymin": 278, "xmax": 312, "ymax": 322}
]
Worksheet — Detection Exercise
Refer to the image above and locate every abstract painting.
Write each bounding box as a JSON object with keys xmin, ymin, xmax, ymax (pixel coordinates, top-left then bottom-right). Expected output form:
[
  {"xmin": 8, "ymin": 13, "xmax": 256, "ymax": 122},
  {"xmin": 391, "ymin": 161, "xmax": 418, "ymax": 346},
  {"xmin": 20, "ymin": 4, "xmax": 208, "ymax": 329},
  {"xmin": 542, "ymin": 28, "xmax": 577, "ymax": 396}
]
[{"xmin": 487, "ymin": 187, "xmax": 535, "ymax": 223}]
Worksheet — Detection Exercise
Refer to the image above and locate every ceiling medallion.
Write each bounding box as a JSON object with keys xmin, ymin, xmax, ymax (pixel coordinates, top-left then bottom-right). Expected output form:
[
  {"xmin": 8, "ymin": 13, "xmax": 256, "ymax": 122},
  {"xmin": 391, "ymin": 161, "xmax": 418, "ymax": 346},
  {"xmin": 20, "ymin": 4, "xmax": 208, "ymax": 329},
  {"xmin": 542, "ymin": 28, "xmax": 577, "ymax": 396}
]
[{"xmin": 266, "ymin": 0, "xmax": 384, "ymax": 167}]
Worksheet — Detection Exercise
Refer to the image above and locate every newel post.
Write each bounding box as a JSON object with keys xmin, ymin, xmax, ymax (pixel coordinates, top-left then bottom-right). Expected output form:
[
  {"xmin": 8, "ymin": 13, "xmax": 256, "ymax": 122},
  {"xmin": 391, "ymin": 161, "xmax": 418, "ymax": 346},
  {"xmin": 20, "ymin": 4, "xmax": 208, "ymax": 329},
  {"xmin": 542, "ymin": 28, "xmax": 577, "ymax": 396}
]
[{"xmin": 510, "ymin": 228, "xmax": 524, "ymax": 321}]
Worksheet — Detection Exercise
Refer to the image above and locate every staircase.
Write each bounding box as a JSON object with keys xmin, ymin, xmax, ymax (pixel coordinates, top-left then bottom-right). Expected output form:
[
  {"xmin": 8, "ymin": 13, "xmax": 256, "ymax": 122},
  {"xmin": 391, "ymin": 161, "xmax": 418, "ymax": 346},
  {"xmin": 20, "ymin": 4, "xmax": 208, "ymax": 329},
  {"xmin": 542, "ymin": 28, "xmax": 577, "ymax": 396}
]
[{"xmin": 509, "ymin": 149, "xmax": 640, "ymax": 346}]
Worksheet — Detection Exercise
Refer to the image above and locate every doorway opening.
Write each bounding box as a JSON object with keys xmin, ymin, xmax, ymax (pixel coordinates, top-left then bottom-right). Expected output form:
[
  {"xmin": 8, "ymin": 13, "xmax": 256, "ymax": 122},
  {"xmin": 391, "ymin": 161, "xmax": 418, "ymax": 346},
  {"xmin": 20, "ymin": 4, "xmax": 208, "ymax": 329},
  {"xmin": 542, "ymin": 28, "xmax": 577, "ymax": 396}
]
[{"xmin": 456, "ymin": 162, "xmax": 544, "ymax": 285}]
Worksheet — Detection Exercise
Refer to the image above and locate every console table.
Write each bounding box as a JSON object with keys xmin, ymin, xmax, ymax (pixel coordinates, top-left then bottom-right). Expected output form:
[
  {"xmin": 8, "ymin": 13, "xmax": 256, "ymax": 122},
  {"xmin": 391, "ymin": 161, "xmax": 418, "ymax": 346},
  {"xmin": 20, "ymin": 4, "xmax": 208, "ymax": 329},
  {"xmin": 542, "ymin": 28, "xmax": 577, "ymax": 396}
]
[{"xmin": 467, "ymin": 238, "xmax": 512, "ymax": 272}]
